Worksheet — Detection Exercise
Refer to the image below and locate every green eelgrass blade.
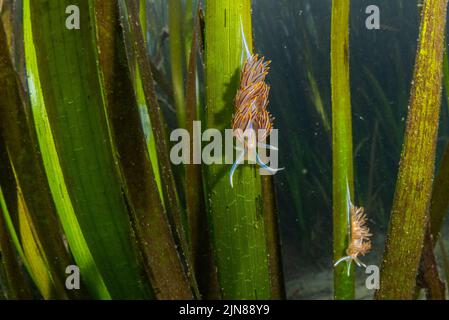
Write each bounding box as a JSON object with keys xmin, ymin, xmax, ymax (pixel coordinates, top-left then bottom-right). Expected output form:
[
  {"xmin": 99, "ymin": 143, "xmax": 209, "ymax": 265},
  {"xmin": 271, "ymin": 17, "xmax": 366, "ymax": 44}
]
[
  {"xmin": 184, "ymin": 7, "xmax": 220, "ymax": 298},
  {"xmin": 331, "ymin": 0, "xmax": 355, "ymax": 300},
  {"xmin": 135, "ymin": 0, "xmax": 164, "ymax": 202},
  {"xmin": 428, "ymin": 143, "xmax": 449, "ymax": 243},
  {"xmin": 118, "ymin": 0, "xmax": 199, "ymax": 298},
  {"xmin": 426, "ymin": 44, "xmax": 449, "ymax": 244},
  {"xmin": 93, "ymin": 0, "xmax": 195, "ymax": 299},
  {"xmin": 306, "ymin": 66, "xmax": 330, "ymax": 132},
  {"xmin": 0, "ymin": 160, "xmax": 57, "ymax": 300},
  {"xmin": 415, "ymin": 133, "xmax": 449, "ymax": 297},
  {"xmin": 443, "ymin": 48, "xmax": 449, "ymax": 113},
  {"xmin": 431, "ymin": 47, "xmax": 449, "ymax": 242},
  {"xmin": 204, "ymin": 0, "xmax": 271, "ymax": 299},
  {"xmin": 118, "ymin": 0, "xmax": 168, "ymax": 207},
  {"xmin": 0, "ymin": 139, "xmax": 46, "ymax": 299},
  {"xmin": 169, "ymin": 0, "xmax": 186, "ymax": 128},
  {"xmin": 184, "ymin": 0, "xmax": 195, "ymax": 66},
  {"xmin": 416, "ymin": 228, "xmax": 445, "ymax": 299},
  {"xmin": 0, "ymin": 0, "xmax": 14, "ymax": 57},
  {"xmin": 28, "ymin": 0, "xmax": 149, "ymax": 299},
  {"xmin": 16, "ymin": 184, "xmax": 55, "ymax": 299},
  {"xmin": 0, "ymin": 20, "xmax": 76, "ymax": 299},
  {"xmin": 0, "ymin": 184, "xmax": 33, "ymax": 299},
  {"xmin": 22, "ymin": 0, "xmax": 110, "ymax": 300},
  {"xmin": 376, "ymin": 0, "xmax": 448, "ymax": 299},
  {"xmin": 261, "ymin": 176, "xmax": 286, "ymax": 299}
]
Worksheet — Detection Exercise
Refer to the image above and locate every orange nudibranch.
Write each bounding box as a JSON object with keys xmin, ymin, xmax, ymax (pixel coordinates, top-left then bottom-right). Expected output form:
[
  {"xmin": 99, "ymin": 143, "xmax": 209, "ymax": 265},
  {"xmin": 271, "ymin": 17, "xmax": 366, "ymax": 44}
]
[
  {"xmin": 333, "ymin": 185, "xmax": 372, "ymax": 276},
  {"xmin": 232, "ymin": 54, "xmax": 273, "ymax": 146},
  {"xmin": 229, "ymin": 20, "xmax": 282, "ymax": 188}
]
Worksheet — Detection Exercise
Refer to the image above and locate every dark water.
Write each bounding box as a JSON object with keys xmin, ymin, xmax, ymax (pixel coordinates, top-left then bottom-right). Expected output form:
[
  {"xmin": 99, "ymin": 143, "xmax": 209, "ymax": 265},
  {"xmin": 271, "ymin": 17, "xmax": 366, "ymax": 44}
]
[{"xmin": 252, "ymin": 0, "xmax": 449, "ymax": 298}]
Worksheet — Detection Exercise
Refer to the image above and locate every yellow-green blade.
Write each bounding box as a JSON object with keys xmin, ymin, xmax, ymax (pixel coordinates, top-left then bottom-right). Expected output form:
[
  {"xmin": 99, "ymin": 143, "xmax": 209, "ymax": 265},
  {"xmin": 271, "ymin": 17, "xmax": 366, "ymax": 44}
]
[{"xmin": 27, "ymin": 0, "xmax": 150, "ymax": 299}]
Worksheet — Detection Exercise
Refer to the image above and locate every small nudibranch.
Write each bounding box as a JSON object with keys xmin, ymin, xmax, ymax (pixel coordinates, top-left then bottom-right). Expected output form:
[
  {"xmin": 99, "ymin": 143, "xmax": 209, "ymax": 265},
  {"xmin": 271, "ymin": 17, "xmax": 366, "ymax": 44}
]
[
  {"xmin": 334, "ymin": 202, "xmax": 372, "ymax": 276},
  {"xmin": 229, "ymin": 19, "xmax": 282, "ymax": 188}
]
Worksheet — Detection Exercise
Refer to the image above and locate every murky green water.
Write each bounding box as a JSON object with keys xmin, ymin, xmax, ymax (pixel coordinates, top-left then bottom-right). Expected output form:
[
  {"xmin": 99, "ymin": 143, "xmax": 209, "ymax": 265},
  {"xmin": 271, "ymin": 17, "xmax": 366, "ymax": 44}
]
[{"xmin": 250, "ymin": 0, "xmax": 449, "ymax": 298}]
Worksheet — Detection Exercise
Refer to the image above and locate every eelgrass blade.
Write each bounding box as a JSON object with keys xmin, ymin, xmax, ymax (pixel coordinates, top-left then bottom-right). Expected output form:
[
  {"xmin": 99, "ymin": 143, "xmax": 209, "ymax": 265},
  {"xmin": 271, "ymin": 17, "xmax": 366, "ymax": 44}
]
[
  {"xmin": 184, "ymin": 6, "xmax": 219, "ymax": 299},
  {"xmin": 184, "ymin": 0, "xmax": 195, "ymax": 66},
  {"xmin": 0, "ymin": 154, "xmax": 60, "ymax": 300},
  {"xmin": 204, "ymin": 0, "xmax": 271, "ymax": 299},
  {"xmin": 416, "ymin": 132, "xmax": 449, "ymax": 298},
  {"xmin": 0, "ymin": 141, "xmax": 48, "ymax": 298},
  {"xmin": 16, "ymin": 186, "xmax": 56, "ymax": 299},
  {"xmin": 261, "ymin": 176, "xmax": 286, "ymax": 299},
  {"xmin": 135, "ymin": 0, "xmax": 164, "ymax": 202},
  {"xmin": 1, "ymin": 0, "xmax": 25, "ymax": 82},
  {"xmin": 118, "ymin": 0, "xmax": 199, "ymax": 299},
  {"xmin": 169, "ymin": 0, "xmax": 186, "ymax": 128},
  {"xmin": 0, "ymin": 185, "xmax": 32, "ymax": 299},
  {"xmin": 306, "ymin": 66, "xmax": 330, "ymax": 132},
  {"xmin": 185, "ymin": 5, "xmax": 202, "ymax": 265},
  {"xmin": 425, "ymin": 45, "xmax": 449, "ymax": 244},
  {"xmin": 28, "ymin": 0, "xmax": 150, "ymax": 299},
  {"xmin": 93, "ymin": 0, "xmax": 195, "ymax": 300},
  {"xmin": 0, "ymin": 0, "xmax": 13, "ymax": 57},
  {"xmin": 22, "ymin": 0, "xmax": 110, "ymax": 300},
  {"xmin": 376, "ymin": 0, "xmax": 448, "ymax": 299},
  {"xmin": 424, "ymin": 143, "xmax": 449, "ymax": 248},
  {"xmin": 0, "ymin": 20, "xmax": 76, "ymax": 299},
  {"xmin": 417, "ymin": 228, "xmax": 445, "ymax": 299},
  {"xmin": 330, "ymin": 0, "xmax": 355, "ymax": 300},
  {"xmin": 443, "ymin": 48, "xmax": 449, "ymax": 113}
]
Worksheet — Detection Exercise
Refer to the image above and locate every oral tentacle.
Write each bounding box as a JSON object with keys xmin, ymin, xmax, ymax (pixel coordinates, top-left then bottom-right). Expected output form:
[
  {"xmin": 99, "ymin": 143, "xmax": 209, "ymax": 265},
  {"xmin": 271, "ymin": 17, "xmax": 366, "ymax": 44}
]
[
  {"xmin": 257, "ymin": 142, "xmax": 279, "ymax": 151},
  {"xmin": 354, "ymin": 257, "xmax": 367, "ymax": 268},
  {"xmin": 255, "ymin": 152, "xmax": 284, "ymax": 173},
  {"xmin": 346, "ymin": 179, "xmax": 353, "ymax": 236},
  {"xmin": 229, "ymin": 149, "xmax": 246, "ymax": 188},
  {"xmin": 239, "ymin": 16, "xmax": 252, "ymax": 64},
  {"xmin": 333, "ymin": 255, "xmax": 352, "ymax": 267}
]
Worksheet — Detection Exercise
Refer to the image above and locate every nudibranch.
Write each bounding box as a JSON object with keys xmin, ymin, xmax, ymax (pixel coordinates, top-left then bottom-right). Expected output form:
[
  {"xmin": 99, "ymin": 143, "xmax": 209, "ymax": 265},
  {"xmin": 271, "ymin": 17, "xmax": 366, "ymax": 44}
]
[
  {"xmin": 230, "ymin": 20, "xmax": 282, "ymax": 188},
  {"xmin": 334, "ymin": 185, "xmax": 372, "ymax": 275}
]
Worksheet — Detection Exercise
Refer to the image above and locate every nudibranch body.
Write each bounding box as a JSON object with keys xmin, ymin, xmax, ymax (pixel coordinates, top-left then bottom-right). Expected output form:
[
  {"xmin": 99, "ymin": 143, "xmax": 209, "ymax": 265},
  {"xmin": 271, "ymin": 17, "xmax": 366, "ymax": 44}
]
[
  {"xmin": 229, "ymin": 20, "xmax": 282, "ymax": 187},
  {"xmin": 334, "ymin": 185, "xmax": 372, "ymax": 275}
]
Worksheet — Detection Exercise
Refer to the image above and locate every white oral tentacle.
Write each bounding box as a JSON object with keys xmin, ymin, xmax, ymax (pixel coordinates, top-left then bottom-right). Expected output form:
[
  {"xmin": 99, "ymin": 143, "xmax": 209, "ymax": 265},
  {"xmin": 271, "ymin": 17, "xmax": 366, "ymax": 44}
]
[
  {"xmin": 257, "ymin": 142, "xmax": 279, "ymax": 151},
  {"xmin": 240, "ymin": 16, "xmax": 252, "ymax": 64},
  {"xmin": 256, "ymin": 152, "xmax": 284, "ymax": 173},
  {"xmin": 229, "ymin": 150, "xmax": 246, "ymax": 188},
  {"xmin": 333, "ymin": 255, "xmax": 351, "ymax": 267}
]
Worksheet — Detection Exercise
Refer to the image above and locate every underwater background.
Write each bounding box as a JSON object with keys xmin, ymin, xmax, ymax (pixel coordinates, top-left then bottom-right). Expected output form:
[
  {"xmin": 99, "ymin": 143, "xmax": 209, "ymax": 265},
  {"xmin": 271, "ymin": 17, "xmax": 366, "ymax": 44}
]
[
  {"xmin": 250, "ymin": 0, "xmax": 449, "ymax": 299},
  {"xmin": 257, "ymin": 0, "xmax": 449, "ymax": 298},
  {"xmin": 1, "ymin": 0, "xmax": 449, "ymax": 300}
]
